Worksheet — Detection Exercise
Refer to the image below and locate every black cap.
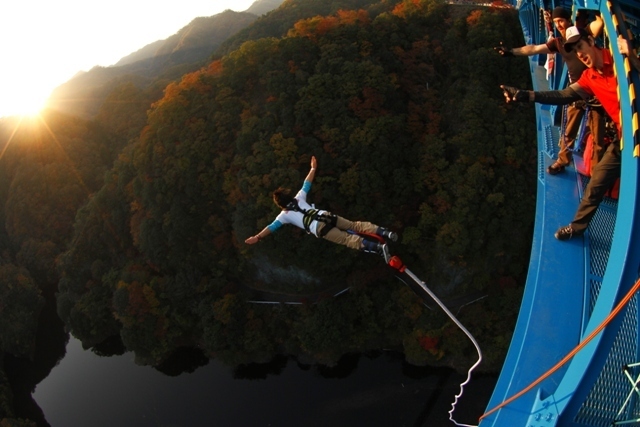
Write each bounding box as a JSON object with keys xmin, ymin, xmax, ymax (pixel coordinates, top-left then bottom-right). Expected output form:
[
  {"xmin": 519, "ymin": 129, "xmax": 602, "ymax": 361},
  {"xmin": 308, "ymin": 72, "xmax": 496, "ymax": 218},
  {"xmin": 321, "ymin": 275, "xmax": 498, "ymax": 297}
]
[{"xmin": 551, "ymin": 7, "xmax": 571, "ymax": 21}]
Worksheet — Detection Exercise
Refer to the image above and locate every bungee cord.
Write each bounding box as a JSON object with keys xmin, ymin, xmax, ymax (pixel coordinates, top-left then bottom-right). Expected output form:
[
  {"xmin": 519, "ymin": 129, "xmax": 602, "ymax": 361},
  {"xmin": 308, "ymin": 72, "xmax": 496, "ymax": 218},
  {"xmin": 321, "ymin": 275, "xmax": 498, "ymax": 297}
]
[
  {"xmin": 388, "ymin": 256, "xmax": 482, "ymax": 427},
  {"xmin": 394, "ymin": 257, "xmax": 640, "ymax": 426}
]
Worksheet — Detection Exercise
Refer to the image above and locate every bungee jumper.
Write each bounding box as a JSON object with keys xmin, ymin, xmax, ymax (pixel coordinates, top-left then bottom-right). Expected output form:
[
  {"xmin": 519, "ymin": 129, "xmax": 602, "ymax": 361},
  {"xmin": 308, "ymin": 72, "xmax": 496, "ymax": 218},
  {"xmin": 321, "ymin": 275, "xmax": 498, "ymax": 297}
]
[
  {"xmin": 244, "ymin": 156, "xmax": 398, "ymax": 257},
  {"xmin": 244, "ymin": 156, "xmax": 482, "ymax": 426}
]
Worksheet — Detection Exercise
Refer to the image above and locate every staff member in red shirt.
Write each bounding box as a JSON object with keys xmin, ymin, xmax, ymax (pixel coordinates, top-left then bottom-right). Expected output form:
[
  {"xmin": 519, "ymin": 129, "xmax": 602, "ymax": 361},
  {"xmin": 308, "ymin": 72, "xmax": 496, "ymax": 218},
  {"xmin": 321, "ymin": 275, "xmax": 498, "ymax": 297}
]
[
  {"xmin": 500, "ymin": 26, "xmax": 639, "ymax": 240},
  {"xmin": 495, "ymin": 8, "xmax": 604, "ymax": 174}
]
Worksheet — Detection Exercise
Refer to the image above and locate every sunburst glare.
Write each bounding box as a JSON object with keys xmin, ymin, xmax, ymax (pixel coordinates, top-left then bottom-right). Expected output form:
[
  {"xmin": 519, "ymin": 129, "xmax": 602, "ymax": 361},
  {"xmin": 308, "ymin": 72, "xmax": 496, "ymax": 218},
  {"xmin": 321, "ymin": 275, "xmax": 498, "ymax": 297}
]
[{"xmin": 0, "ymin": 82, "xmax": 49, "ymax": 118}]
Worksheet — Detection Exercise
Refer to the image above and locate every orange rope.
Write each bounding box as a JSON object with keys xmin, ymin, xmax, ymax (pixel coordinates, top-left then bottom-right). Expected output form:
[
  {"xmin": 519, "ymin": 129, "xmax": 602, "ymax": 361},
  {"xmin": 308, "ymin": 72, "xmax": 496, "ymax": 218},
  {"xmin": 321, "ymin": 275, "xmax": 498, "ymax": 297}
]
[{"xmin": 479, "ymin": 277, "xmax": 640, "ymax": 422}]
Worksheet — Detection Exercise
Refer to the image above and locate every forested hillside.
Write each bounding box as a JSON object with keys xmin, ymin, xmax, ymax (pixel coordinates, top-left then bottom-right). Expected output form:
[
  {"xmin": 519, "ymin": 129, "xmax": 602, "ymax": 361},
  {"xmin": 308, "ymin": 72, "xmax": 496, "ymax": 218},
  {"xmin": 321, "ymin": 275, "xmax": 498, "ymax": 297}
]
[
  {"xmin": 0, "ymin": 2, "xmax": 536, "ymax": 423},
  {"xmin": 56, "ymin": 0, "xmax": 535, "ymax": 367},
  {"xmin": 216, "ymin": 0, "xmax": 385, "ymax": 56}
]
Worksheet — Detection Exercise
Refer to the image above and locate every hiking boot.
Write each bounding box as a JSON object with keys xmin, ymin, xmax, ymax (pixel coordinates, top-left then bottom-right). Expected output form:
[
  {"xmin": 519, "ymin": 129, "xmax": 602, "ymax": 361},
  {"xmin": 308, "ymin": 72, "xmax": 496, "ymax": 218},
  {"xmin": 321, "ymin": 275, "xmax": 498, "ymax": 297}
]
[
  {"xmin": 377, "ymin": 227, "xmax": 398, "ymax": 242},
  {"xmin": 554, "ymin": 225, "xmax": 583, "ymax": 241},
  {"xmin": 547, "ymin": 161, "xmax": 566, "ymax": 175}
]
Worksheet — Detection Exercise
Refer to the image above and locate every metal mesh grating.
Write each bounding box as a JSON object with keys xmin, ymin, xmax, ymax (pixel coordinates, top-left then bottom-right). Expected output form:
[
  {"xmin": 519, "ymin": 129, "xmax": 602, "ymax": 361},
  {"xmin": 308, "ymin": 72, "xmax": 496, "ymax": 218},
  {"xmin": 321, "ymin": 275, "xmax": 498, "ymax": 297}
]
[
  {"xmin": 544, "ymin": 124, "xmax": 558, "ymax": 158},
  {"xmin": 574, "ymin": 295, "xmax": 640, "ymax": 426},
  {"xmin": 587, "ymin": 207, "xmax": 616, "ymax": 281},
  {"xmin": 539, "ymin": 151, "xmax": 546, "ymax": 182},
  {"xmin": 582, "ymin": 170, "xmax": 617, "ymax": 317},
  {"xmin": 601, "ymin": 193, "xmax": 619, "ymax": 209},
  {"xmin": 589, "ymin": 279, "xmax": 603, "ymax": 315}
]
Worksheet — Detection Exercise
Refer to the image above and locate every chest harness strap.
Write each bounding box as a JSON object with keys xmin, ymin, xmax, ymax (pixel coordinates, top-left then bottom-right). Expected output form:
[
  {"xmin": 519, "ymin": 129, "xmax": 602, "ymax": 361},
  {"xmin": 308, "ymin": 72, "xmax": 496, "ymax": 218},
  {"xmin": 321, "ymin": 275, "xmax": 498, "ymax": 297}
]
[{"xmin": 286, "ymin": 201, "xmax": 337, "ymax": 237}]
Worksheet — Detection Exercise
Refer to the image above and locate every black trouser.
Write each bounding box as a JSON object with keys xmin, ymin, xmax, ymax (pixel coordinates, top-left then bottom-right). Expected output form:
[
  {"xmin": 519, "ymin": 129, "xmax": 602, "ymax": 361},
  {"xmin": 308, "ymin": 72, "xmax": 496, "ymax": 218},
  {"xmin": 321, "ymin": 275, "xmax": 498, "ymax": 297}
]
[{"xmin": 571, "ymin": 140, "xmax": 621, "ymax": 233}]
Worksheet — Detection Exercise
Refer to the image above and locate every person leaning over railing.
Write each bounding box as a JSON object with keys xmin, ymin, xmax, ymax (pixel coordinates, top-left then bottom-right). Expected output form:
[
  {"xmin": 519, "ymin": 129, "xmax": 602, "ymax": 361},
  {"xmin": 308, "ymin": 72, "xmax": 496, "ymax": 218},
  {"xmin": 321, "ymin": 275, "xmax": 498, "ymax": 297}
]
[
  {"xmin": 500, "ymin": 27, "xmax": 638, "ymax": 241},
  {"xmin": 495, "ymin": 7, "xmax": 605, "ymax": 174}
]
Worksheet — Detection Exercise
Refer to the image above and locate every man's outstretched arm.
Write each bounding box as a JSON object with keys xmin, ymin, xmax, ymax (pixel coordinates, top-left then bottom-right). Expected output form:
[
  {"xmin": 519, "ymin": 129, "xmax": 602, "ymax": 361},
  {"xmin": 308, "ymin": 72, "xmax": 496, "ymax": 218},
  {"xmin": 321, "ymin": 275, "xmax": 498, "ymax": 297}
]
[
  {"xmin": 494, "ymin": 42, "xmax": 551, "ymax": 57},
  {"xmin": 245, "ymin": 227, "xmax": 272, "ymax": 245},
  {"xmin": 500, "ymin": 84, "xmax": 584, "ymax": 104},
  {"xmin": 304, "ymin": 156, "xmax": 317, "ymax": 184}
]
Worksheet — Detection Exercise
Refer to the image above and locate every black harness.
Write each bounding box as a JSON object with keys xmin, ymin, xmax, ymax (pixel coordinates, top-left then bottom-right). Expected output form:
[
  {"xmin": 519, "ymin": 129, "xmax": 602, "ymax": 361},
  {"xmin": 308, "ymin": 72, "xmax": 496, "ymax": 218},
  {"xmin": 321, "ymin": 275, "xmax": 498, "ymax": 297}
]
[{"xmin": 286, "ymin": 200, "xmax": 337, "ymax": 237}]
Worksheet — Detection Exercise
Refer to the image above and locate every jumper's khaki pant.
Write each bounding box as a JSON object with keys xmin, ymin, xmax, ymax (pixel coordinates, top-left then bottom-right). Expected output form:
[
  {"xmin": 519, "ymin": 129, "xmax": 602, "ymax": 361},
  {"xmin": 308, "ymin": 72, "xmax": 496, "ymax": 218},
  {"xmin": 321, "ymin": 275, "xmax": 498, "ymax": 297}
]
[{"xmin": 316, "ymin": 214, "xmax": 379, "ymax": 250}]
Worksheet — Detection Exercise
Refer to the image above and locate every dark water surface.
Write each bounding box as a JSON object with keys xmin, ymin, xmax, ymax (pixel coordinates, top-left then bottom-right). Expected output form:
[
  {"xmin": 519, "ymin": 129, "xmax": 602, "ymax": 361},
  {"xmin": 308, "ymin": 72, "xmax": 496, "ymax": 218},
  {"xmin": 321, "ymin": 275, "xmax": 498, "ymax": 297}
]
[{"xmin": 31, "ymin": 337, "xmax": 496, "ymax": 427}]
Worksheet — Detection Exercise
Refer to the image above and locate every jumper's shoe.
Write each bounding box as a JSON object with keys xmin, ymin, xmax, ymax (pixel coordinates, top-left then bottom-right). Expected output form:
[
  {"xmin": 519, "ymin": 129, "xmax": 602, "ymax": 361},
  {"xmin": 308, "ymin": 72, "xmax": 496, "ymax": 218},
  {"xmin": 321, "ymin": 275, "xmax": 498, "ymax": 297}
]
[
  {"xmin": 554, "ymin": 225, "xmax": 583, "ymax": 241},
  {"xmin": 377, "ymin": 227, "xmax": 398, "ymax": 242},
  {"xmin": 362, "ymin": 240, "xmax": 383, "ymax": 254},
  {"xmin": 547, "ymin": 161, "xmax": 566, "ymax": 175},
  {"xmin": 380, "ymin": 243, "xmax": 391, "ymax": 264},
  {"xmin": 362, "ymin": 241, "xmax": 391, "ymax": 262}
]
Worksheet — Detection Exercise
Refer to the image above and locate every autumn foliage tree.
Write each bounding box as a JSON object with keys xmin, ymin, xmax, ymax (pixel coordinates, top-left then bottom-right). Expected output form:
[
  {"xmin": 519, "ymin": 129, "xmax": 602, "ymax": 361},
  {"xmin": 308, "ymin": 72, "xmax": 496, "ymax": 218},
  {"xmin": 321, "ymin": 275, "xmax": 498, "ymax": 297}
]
[{"xmin": 49, "ymin": 0, "xmax": 537, "ymax": 370}]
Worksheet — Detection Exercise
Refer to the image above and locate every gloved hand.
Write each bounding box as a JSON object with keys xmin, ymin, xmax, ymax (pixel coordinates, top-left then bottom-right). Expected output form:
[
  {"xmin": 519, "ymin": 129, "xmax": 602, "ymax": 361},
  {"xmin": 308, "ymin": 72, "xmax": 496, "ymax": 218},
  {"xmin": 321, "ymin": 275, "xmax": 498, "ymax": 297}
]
[
  {"xmin": 500, "ymin": 85, "xmax": 530, "ymax": 102},
  {"xmin": 494, "ymin": 42, "xmax": 513, "ymax": 57}
]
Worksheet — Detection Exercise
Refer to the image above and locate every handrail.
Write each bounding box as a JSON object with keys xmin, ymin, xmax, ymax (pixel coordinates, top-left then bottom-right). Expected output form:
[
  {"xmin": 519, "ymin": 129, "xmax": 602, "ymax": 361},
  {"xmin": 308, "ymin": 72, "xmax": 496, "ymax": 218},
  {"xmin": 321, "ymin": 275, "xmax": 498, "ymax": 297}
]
[{"xmin": 609, "ymin": 0, "xmax": 640, "ymax": 156}]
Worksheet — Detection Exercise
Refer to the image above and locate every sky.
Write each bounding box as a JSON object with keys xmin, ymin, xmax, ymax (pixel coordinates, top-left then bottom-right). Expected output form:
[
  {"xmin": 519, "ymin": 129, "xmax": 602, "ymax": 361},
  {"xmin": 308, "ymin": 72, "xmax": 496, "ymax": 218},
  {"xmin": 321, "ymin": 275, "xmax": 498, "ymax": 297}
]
[{"xmin": 0, "ymin": 0, "xmax": 256, "ymax": 118}]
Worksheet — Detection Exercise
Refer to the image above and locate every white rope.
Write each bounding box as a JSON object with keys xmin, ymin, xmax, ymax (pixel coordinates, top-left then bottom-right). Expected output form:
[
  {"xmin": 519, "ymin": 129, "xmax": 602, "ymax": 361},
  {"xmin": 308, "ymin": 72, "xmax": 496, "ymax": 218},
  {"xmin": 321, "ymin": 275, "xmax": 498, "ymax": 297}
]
[{"xmin": 404, "ymin": 268, "xmax": 482, "ymax": 427}]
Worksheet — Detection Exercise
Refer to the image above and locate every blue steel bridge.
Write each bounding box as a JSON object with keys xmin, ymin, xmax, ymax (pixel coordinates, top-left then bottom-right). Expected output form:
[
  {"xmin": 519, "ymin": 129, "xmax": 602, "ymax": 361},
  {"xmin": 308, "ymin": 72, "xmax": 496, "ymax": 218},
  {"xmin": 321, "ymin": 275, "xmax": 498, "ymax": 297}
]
[{"xmin": 477, "ymin": 0, "xmax": 640, "ymax": 426}]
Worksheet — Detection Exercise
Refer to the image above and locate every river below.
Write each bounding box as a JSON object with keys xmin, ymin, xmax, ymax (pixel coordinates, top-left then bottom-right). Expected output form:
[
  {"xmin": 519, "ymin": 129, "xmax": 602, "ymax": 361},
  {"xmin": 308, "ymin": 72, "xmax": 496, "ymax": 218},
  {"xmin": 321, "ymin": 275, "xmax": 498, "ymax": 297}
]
[{"xmin": 27, "ymin": 336, "xmax": 496, "ymax": 427}]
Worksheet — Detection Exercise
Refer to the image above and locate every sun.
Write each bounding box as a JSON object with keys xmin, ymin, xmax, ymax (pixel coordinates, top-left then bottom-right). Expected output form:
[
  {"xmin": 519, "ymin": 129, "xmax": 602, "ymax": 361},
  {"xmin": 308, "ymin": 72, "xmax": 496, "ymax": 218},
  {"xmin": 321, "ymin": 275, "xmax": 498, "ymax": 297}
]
[
  {"xmin": 0, "ymin": 89, "xmax": 49, "ymax": 119},
  {"xmin": 0, "ymin": 67, "xmax": 53, "ymax": 119}
]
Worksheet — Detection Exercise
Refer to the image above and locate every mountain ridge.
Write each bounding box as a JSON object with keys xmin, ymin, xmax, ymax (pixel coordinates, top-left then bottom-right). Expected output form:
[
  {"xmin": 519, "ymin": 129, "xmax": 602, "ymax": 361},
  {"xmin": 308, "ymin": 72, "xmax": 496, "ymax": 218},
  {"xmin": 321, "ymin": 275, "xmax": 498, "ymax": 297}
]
[{"xmin": 48, "ymin": 0, "xmax": 285, "ymax": 118}]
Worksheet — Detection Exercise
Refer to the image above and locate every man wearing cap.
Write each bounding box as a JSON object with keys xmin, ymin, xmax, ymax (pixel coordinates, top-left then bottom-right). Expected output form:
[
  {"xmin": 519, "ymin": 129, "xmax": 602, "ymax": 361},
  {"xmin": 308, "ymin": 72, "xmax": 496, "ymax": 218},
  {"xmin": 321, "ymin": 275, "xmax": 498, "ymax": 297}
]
[
  {"xmin": 500, "ymin": 27, "xmax": 638, "ymax": 240},
  {"xmin": 495, "ymin": 7, "xmax": 604, "ymax": 175}
]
